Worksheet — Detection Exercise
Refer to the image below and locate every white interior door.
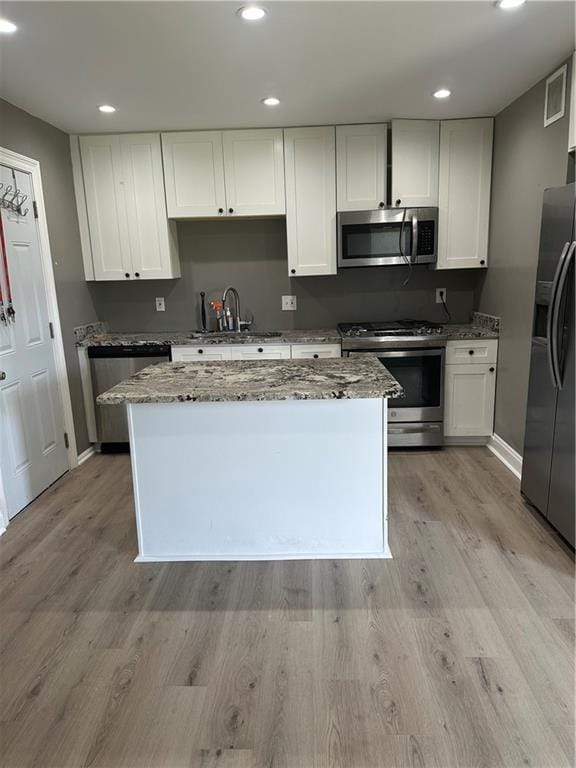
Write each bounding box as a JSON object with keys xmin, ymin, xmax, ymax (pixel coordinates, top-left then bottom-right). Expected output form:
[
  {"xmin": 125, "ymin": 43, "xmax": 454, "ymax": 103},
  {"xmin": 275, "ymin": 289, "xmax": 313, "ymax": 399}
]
[{"xmin": 0, "ymin": 166, "xmax": 68, "ymax": 519}]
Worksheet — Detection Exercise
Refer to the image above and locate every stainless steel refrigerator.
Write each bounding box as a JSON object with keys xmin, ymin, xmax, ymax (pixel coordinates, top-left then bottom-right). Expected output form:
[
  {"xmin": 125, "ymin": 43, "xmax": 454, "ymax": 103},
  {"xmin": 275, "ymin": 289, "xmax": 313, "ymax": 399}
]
[{"xmin": 521, "ymin": 183, "xmax": 575, "ymax": 547}]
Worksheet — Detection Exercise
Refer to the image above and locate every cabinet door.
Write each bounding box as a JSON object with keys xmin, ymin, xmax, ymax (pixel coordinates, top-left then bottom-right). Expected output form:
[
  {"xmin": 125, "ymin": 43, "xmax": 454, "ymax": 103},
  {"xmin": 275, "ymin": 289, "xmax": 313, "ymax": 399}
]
[
  {"xmin": 161, "ymin": 131, "xmax": 226, "ymax": 218},
  {"xmin": 171, "ymin": 346, "xmax": 232, "ymax": 361},
  {"xmin": 121, "ymin": 134, "xmax": 180, "ymax": 280},
  {"xmin": 336, "ymin": 124, "xmax": 387, "ymax": 211},
  {"xmin": 79, "ymin": 135, "xmax": 132, "ymax": 280},
  {"xmin": 444, "ymin": 363, "xmax": 496, "ymax": 437},
  {"xmin": 391, "ymin": 120, "xmax": 439, "ymax": 207},
  {"xmin": 436, "ymin": 118, "xmax": 493, "ymax": 270},
  {"xmin": 222, "ymin": 129, "xmax": 285, "ymax": 216},
  {"xmin": 291, "ymin": 344, "xmax": 341, "ymax": 359},
  {"xmin": 284, "ymin": 127, "xmax": 337, "ymax": 277},
  {"xmin": 229, "ymin": 345, "xmax": 291, "ymax": 361}
]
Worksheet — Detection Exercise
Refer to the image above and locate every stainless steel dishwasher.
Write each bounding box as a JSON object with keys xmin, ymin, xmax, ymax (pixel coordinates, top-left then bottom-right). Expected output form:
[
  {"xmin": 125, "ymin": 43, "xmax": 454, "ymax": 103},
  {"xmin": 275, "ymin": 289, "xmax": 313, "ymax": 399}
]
[{"xmin": 88, "ymin": 345, "xmax": 171, "ymax": 450}]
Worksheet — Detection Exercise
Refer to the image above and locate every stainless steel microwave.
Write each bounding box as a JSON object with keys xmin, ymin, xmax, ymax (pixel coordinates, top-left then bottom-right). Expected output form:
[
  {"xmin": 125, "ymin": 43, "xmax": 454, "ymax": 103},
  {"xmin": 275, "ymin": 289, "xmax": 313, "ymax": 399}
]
[{"xmin": 337, "ymin": 207, "xmax": 438, "ymax": 268}]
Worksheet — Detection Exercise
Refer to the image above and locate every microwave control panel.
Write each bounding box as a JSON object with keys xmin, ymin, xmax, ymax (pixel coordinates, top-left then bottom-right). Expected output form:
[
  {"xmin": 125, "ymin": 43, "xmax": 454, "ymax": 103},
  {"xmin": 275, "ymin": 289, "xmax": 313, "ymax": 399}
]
[{"xmin": 417, "ymin": 221, "xmax": 436, "ymax": 255}]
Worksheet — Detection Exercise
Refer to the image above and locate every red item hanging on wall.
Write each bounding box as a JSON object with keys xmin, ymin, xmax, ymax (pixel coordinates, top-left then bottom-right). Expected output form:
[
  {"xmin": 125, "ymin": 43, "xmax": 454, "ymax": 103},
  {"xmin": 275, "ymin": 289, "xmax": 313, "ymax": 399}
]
[{"xmin": 0, "ymin": 212, "xmax": 15, "ymax": 323}]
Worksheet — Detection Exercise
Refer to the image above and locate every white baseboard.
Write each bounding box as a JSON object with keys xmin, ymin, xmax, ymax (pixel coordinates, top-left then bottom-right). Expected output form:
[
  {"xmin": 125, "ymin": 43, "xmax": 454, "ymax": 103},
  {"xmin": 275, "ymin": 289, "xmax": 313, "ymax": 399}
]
[
  {"xmin": 77, "ymin": 446, "xmax": 95, "ymax": 466},
  {"xmin": 0, "ymin": 527, "xmax": 6, "ymax": 538},
  {"xmin": 487, "ymin": 433, "xmax": 523, "ymax": 479}
]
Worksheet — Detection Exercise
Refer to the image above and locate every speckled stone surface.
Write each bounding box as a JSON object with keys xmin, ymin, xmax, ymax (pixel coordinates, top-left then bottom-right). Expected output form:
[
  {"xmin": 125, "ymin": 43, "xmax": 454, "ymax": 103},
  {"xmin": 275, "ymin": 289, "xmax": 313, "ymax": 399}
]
[
  {"xmin": 78, "ymin": 329, "xmax": 341, "ymax": 347},
  {"xmin": 97, "ymin": 358, "xmax": 403, "ymax": 404},
  {"xmin": 443, "ymin": 323, "xmax": 499, "ymax": 340}
]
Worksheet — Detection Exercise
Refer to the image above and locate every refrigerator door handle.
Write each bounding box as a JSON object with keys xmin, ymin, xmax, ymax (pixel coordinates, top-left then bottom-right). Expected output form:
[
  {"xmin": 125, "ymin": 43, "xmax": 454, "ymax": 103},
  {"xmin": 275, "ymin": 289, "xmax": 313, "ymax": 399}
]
[
  {"xmin": 552, "ymin": 240, "xmax": 576, "ymax": 390},
  {"xmin": 547, "ymin": 241, "xmax": 571, "ymax": 388}
]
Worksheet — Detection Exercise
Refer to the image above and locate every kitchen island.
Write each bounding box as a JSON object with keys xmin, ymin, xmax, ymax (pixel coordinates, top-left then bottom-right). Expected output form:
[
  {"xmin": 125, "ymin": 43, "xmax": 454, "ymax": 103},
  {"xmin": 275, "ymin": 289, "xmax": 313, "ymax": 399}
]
[{"xmin": 98, "ymin": 357, "xmax": 402, "ymax": 562}]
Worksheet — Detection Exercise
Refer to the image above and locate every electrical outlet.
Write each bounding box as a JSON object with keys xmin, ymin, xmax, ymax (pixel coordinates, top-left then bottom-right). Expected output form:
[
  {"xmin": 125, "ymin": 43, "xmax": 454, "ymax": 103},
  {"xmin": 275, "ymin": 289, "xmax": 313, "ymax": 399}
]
[
  {"xmin": 155, "ymin": 297, "xmax": 165, "ymax": 312},
  {"xmin": 436, "ymin": 288, "xmax": 446, "ymax": 305},
  {"xmin": 282, "ymin": 295, "xmax": 297, "ymax": 311}
]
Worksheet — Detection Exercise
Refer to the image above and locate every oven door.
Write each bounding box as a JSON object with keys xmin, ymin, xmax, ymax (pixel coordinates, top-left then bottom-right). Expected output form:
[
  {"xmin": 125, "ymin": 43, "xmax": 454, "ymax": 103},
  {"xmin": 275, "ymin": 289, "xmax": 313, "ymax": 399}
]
[{"xmin": 365, "ymin": 348, "xmax": 445, "ymax": 422}]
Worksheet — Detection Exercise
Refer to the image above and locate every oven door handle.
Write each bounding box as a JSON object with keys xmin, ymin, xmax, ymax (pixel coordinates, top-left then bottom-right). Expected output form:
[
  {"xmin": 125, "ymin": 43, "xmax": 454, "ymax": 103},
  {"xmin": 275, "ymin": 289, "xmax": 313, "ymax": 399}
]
[
  {"xmin": 411, "ymin": 215, "xmax": 418, "ymax": 261},
  {"xmin": 376, "ymin": 348, "xmax": 444, "ymax": 358}
]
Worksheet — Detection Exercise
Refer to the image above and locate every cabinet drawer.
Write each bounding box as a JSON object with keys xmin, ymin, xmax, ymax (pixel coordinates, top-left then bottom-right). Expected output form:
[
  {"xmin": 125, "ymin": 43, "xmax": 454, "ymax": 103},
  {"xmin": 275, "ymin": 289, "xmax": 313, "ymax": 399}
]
[
  {"xmin": 229, "ymin": 344, "xmax": 291, "ymax": 361},
  {"xmin": 171, "ymin": 345, "xmax": 232, "ymax": 361},
  {"xmin": 291, "ymin": 344, "xmax": 341, "ymax": 359},
  {"xmin": 445, "ymin": 339, "xmax": 497, "ymax": 365}
]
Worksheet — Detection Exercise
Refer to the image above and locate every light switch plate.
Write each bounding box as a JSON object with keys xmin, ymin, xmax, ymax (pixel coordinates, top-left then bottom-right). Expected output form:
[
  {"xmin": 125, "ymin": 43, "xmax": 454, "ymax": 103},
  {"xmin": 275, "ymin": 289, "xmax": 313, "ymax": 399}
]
[
  {"xmin": 155, "ymin": 297, "xmax": 165, "ymax": 312},
  {"xmin": 282, "ymin": 295, "xmax": 297, "ymax": 311},
  {"xmin": 436, "ymin": 288, "xmax": 446, "ymax": 305}
]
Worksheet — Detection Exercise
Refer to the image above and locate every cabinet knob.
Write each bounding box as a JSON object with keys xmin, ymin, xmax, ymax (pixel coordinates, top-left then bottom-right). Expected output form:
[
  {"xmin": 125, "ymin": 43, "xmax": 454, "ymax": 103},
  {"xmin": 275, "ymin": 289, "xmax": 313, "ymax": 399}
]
[
  {"xmin": 125, "ymin": 273, "xmax": 130, "ymax": 278},
  {"xmin": 0, "ymin": 371, "xmax": 6, "ymax": 381},
  {"xmin": 378, "ymin": 201, "xmax": 385, "ymax": 208},
  {"xmin": 489, "ymin": 366, "xmax": 495, "ymax": 372},
  {"xmin": 469, "ymin": 350, "xmax": 475, "ymax": 355},
  {"xmin": 228, "ymin": 208, "xmax": 234, "ymax": 214},
  {"xmin": 480, "ymin": 260, "xmax": 486, "ymax": 266},
  {"xmin": 313, "ymin": 354, "xmax": 319, "ymax": 359},
  {"xmin": 218, "ymin": 208, "xmax": 224, "ymax": 214},
  {"xmin": 198, "ymin": 349, "xmax": 203, "ymax": 354},
  {"xmin": 291, "ymin": 269, "xmax": 296, "ymax": 275},
  {"xmin": 258, "ymin": 347, "xmax": 263, "ymax": 353},
  {"xmin": 134, "ymin": 272, "xmax": 140, "ymax": 278},
  {"xmin": 395, "ymin": 199, "xmax": 402, "ymax": 207}
]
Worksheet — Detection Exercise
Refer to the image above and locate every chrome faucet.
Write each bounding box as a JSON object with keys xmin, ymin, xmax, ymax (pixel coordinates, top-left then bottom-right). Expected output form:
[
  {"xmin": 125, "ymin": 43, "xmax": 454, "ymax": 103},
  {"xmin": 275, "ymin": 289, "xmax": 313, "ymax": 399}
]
[{"xmin": 222, "ymin": 286, "xmax": 241, "ymax": 332}]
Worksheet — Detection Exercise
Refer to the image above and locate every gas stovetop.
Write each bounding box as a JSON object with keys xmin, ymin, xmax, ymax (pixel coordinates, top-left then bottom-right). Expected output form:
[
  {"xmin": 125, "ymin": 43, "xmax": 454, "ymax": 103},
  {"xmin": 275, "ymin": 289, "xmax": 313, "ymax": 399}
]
[{"xmin": 338, "ymin": 320, "xmax": 447, "ymax": 349}]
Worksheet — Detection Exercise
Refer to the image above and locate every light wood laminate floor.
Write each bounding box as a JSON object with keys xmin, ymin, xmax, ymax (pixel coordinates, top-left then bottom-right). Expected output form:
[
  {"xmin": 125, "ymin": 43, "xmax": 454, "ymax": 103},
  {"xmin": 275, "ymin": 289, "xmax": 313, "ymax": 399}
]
[{"xmin": 0, "ymin": 448, "xmax": 573, "ymax": 768}]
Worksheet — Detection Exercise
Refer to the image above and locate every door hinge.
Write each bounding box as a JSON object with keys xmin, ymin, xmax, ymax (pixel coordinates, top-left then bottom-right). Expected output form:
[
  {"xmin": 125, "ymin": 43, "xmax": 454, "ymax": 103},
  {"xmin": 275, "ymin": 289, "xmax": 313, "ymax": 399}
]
[
  {"xmin": 49, "ymin": 321, "xmax": 55, "ymax": 339},
  {"xmin": 64, "ymin": 432, "xmax": 70, "ymax": 449},
  {"xmin": 33, "ymin": 200, "xmax": 38, "ymax": 219}
]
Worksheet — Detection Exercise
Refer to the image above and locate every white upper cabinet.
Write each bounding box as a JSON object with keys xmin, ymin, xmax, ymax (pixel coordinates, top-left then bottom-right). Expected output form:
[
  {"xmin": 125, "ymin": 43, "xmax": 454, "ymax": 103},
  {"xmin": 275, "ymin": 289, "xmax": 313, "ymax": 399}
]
[
  {"xmin": 391, "ymin": 120, "xmax": 439, "ymax": 207},
  {"xmin": 222, "ymin": 129, "xmax": 285, "ymax": 216},
  {"xmin": 77, "ymin": 134, "xmax": 179, "ymax": 281},
  {"xmin": 161, "ymin": 131, "xmax": 226, "ymax": 218},
  {"xmin": 336, "ymin": 124, "xmax": 387, "ymax": 211},
  {"xmin": 79, "ymin": 135, "xmax": 131, "ymax": 280},
  {"xmin": 162, "ymin": 129, "xmax": 285, "ymax": 218},
  {"xmin": 284, "ymin": 126, "xmax": 337, "ymax": 277},
  {"xmin": 435, "ymin": 118, "xmax": 494, "ymax": 270}
]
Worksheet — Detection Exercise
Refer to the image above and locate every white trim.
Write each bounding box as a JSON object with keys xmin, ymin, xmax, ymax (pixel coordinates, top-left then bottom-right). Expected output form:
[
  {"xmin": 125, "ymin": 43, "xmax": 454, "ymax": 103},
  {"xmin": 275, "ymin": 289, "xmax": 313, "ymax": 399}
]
[
  {"xmin": 0, "ymin": 527, "xmax": 6, "ymax": 538},
  {"xmin": 544, "ymin": 63, "xmax": 567, "ymax": 128},
  {"xmin": 135, "ymin": 548, "xmax": 392, "ymax": 563},
  {"xmin": 487, "ymin": 433, "xmax": 523, "ymax": 479},
  {"xmin": 69, "ymin": 136, "xmax": 94, "ymax": 280},
  {"xmin": 0, "ymin": 146, "xmax": 78, "ymax": 471},
  {"xmin": 77, "ymin": 446, "xmax": 95, "ymax": 466},
  {"xmin": 77, "ymin": 347, "xmax": 98, "ymax": 442},
  {"xmin": 0, "ymin": 469, "xmax": 8, "ymax": 532}
]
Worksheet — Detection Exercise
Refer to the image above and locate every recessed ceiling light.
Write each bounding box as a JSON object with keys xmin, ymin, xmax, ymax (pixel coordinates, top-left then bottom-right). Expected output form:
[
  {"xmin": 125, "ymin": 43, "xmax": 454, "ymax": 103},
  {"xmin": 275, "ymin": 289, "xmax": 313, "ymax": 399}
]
[
  {"xmin": 496, "ymin": 0, "xmax": 526, "ymax": 8},
  {"xmin": 433, "ymin": 89, "xmax": 452, "ymax": 99},
  {"xmin": 98, "ymin": 105, "xmax": 116, "ymax": 113},
  {"xmin": 238, "ymin": 6, "xmax": 267, "ymax": 21},
  {"xmin": 0, "ymin": 18, "xmax": 17, "ymax": 34},
  {"xmin": 261, "ymin": 96, "xmax": 280, "ymax": 107}
]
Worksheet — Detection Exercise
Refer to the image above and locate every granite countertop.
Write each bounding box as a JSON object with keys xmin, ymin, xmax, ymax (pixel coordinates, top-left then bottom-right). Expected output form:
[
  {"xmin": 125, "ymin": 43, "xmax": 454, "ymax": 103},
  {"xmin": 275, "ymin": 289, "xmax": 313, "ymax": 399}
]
[
  {"xmin": 77, "ymin": 329, "xmax": 341, "ymax": 347},
  {"xmin": 443, "ymin": 324, "xmax": 499, "ymax": 340},
  {"xmin": 97, "ymin": 357, "xmax": 404, "ymax": 404}
]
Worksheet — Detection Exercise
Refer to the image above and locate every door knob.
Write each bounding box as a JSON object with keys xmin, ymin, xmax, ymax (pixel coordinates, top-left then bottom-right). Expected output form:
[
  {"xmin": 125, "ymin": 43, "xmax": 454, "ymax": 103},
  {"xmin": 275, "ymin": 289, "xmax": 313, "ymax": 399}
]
[{"xmin": 0, "ymin": 371, "xmax": 6, "ymax": 381}]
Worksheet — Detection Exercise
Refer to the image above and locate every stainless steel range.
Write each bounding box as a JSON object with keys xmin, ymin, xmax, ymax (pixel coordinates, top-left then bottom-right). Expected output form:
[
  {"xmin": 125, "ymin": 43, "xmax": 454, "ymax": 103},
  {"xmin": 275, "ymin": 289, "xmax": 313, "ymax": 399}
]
[{"xmin": 339, "ymin": 321, "xmax": 446, "ymax": 447}]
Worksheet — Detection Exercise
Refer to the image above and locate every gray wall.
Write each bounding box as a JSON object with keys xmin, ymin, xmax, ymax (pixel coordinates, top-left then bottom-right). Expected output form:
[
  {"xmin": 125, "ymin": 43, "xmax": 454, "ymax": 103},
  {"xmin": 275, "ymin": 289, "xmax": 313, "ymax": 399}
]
[
  {"xmin": 89, "ymin": 218, "xmax": 480, "ymax": 331},
  {"xmin": 476, "ymin": 59, "xmax": 571, "ymax": 454},
  {"xmin": 0, "ymin": 99, "xmax": 98, "ymax": 454}
]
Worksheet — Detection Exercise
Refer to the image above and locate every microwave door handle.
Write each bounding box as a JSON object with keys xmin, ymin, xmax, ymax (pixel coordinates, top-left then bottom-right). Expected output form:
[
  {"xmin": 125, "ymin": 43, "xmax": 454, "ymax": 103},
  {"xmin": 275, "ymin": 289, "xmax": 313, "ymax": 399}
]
[
  {"xmin": 411, "ymin": 215, "xmax": 418, "ymax": 261},
  {"xmin": 547, "ymin": 241, "xmax": 571, "ymax": 388}
]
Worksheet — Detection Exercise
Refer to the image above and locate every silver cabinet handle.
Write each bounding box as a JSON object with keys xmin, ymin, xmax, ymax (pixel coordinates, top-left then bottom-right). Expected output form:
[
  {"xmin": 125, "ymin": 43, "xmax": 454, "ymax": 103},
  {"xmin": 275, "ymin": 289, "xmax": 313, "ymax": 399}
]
[
  {"xmin": 551, "ymin": 240, "xmax": 576, "ymax": 390},
  {"xmin": 0, "ymin": 371, "xmax": 6, "ymax": 381},
  {"xmin": 411, "ymin": 215, "xmax": 418, "ymax": 261},
  {"xmin": 547, "ymin": 241, "xmax": 571, "ymax": 388}
]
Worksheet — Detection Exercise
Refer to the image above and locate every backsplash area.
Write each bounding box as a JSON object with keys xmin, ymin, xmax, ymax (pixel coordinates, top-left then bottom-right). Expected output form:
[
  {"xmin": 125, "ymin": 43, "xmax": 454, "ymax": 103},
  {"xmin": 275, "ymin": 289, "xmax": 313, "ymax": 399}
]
[{"xmin": 88, "ymin": 219, "xmax": 482, "ymax": 332}]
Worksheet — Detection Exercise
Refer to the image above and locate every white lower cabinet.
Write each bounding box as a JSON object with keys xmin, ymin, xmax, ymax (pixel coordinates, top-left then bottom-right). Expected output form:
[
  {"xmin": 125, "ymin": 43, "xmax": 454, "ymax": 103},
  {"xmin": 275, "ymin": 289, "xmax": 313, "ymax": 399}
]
[
  {"xmin": 291, "ymin": 344, "xmax": 341, "ymax": 359},
  {"xmin": 229, "ymin": 345, "xmax": 291, "ymax": 361},
  {"xmin": 444, "ymin": 340, "xmax": 497, "ymax": 438},
  {"xmin": 171, "ymin": 346, "xmax": 232, "ymax": 361}
]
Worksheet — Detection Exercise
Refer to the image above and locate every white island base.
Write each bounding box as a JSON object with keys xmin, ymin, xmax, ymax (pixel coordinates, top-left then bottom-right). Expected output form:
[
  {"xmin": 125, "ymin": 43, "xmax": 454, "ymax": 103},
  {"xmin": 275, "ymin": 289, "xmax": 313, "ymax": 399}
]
[{"xmin": 127, "ymin": 397, "xmax": 390, "ymax": 562}]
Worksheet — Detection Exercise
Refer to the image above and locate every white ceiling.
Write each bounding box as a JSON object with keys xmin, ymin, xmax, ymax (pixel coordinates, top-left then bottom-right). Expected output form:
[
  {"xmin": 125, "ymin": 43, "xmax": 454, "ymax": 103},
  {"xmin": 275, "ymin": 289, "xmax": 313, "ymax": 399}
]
[{"xmin": 1, "ymin": 1, "xmax": 574, "ymax": 134}]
